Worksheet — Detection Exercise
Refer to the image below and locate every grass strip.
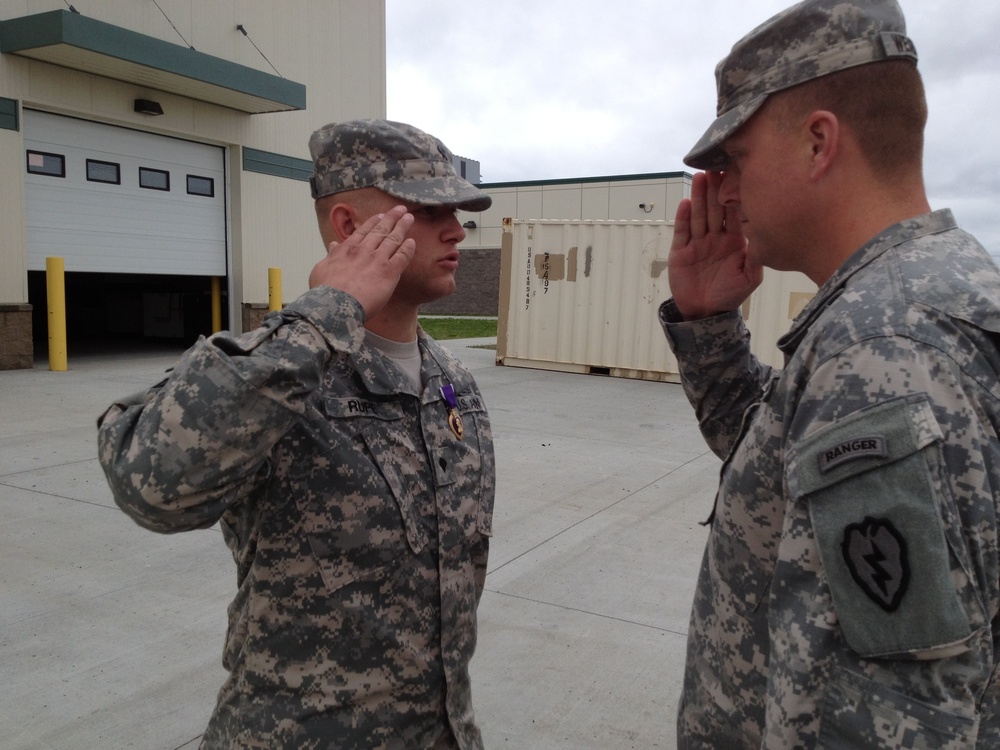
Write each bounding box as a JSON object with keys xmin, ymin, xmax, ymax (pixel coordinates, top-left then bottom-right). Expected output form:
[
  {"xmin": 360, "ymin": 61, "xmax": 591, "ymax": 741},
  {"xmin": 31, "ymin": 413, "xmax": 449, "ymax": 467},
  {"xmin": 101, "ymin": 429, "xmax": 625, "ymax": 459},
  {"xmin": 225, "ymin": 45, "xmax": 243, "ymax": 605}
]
[{"xmin": 418, "ymin": 317, "xmax": 498, "ymax": 340}]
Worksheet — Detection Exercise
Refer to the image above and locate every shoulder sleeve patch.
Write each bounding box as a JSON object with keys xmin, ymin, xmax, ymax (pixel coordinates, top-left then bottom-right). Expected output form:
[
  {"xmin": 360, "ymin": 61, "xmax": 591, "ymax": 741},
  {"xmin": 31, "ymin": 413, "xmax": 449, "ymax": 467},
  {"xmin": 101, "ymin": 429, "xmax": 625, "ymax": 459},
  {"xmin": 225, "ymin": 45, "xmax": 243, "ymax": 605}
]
[
  {"xmin": 841, "ymin": 516, "xmax": 909, "ymax": 613},
  {"xmin": 788, "ymin": 395, "xmax": 971, "ymax": 657}
]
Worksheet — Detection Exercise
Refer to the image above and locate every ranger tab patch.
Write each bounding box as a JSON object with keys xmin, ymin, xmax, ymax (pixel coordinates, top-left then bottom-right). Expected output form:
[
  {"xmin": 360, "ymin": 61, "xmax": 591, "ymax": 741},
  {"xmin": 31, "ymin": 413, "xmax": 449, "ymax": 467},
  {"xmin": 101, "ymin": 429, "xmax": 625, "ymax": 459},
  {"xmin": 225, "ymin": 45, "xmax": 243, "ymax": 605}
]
[
  {"xmin": 818, "ymin": 435, "xmax": 887, "ymax": 473},
  {"xmin": 841, "ymin": 516, "xmax": 910, "ymax": 612}
]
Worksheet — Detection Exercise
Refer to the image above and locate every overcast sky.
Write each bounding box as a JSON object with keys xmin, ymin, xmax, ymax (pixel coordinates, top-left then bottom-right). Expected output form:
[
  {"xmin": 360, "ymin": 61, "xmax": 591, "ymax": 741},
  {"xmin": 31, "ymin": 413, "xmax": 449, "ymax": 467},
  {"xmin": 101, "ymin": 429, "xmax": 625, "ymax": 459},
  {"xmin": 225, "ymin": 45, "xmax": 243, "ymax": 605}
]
[{"xmin": 386, "ymin": 0, "xmax": 1000, "ymax": 261}]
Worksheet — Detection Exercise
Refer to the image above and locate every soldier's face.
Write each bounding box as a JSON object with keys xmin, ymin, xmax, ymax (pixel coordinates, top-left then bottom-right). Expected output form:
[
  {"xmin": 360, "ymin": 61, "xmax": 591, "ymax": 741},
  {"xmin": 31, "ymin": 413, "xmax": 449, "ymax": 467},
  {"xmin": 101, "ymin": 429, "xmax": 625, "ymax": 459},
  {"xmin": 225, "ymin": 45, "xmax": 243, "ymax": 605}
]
[
  {"xmin": 365, "ymin": 193, "xmax": 467, "ymax": 306},
  {"xmin": 718, "ymin": 103, "xmax": 808, "ymax": 273},
  {"xmin": 399, "ymin": 202, "xmax": 467, "ymax": 304}
]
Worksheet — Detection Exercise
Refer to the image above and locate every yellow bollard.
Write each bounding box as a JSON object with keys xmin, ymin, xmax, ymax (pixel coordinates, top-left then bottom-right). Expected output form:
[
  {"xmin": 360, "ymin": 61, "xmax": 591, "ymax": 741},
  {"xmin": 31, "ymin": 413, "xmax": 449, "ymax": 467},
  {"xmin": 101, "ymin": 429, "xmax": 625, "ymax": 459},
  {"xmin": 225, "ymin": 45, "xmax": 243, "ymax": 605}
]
[
  {"xmin": 211, "ymin": 276, "xmax": 222, "ymax": 333},
  {"xmin": 268, "ymin": 267, "xmax": 282, "ymax": 312},
  {"xmin": 45, "ymin": 256, "xmax": 68, "ymax": 371}
]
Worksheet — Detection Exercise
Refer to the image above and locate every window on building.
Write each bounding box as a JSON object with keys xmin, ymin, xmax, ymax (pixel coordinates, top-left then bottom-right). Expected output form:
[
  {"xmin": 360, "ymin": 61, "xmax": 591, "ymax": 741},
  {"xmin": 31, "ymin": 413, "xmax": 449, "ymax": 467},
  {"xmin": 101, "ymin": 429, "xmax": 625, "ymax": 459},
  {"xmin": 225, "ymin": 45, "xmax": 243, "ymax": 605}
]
[
  {"xmin": 186, "ymin": 175, "xmax": 215, "ymax": 197},
  {"xmin": 26, "ymin": 150, "xmax": 65, "ymax": 177},
  {"xmin": 139, "ymin": 167, "xmax": 170, "ymax": 191},
  {"xmin": 86, "ymin": 159, "xmax": 121, "ymax": 185}
]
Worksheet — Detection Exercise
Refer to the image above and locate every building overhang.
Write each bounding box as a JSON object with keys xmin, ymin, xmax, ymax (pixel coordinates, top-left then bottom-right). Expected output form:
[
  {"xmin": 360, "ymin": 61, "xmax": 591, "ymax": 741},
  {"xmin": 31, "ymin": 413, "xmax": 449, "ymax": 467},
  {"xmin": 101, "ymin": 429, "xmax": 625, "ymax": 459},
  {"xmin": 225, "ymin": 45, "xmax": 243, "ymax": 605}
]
[{"xmin": 0, "ymin": 10, "xmax": 306, "ymax": 114}]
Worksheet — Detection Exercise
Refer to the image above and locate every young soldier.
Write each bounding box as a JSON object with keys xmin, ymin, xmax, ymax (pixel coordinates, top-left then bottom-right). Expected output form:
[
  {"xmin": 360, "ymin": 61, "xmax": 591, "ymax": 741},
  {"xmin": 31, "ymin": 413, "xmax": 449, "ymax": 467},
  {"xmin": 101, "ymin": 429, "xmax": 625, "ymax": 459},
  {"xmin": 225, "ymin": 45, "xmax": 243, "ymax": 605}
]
[{"xmin": 98, "ymin": 119, "xmax": 496, "ymax": 749}]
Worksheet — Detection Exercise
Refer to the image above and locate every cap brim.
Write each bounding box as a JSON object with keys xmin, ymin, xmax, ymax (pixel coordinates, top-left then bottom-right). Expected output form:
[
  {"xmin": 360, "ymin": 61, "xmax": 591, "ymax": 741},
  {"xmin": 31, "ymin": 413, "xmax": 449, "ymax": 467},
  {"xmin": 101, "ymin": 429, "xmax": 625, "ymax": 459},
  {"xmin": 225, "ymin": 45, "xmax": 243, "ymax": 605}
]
[
  {"xmin": 380, "ymin": 176, "xmax": 493, "ymax": 212},
  {"xmin": 683, "ymin": 93, "xmax": 768, "ymax": 171}
]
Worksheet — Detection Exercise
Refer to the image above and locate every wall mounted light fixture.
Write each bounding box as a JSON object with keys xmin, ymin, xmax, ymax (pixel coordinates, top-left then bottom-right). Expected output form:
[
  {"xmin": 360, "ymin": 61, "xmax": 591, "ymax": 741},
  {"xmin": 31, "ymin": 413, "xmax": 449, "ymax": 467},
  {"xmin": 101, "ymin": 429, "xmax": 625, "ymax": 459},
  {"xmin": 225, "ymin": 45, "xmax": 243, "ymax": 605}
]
[{"xmin": 134, "ymin": 98, "xmax": 164, "ymax": 116}]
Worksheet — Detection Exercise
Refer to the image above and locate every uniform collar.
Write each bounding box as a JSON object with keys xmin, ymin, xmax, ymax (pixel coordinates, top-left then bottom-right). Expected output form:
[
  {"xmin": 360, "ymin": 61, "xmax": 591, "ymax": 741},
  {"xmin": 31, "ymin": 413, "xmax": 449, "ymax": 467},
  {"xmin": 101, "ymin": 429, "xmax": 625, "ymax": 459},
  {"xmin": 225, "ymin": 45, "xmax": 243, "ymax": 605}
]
[{"xmin": 351, "ymin": 327, "xmax": 447, "ymax": 398}]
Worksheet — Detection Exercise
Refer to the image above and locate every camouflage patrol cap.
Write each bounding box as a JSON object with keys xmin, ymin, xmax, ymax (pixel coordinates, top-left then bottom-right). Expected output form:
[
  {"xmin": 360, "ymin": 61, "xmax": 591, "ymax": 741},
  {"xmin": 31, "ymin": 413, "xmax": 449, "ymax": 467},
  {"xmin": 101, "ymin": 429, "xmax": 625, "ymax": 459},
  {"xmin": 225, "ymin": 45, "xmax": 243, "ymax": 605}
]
[
  {"xmin": 684, "ymin": 0, "xmax": 918, "ymax": 170},
  {"xmin": 309, "ymin": 119, "xmax": 492, "ymax": 212}
]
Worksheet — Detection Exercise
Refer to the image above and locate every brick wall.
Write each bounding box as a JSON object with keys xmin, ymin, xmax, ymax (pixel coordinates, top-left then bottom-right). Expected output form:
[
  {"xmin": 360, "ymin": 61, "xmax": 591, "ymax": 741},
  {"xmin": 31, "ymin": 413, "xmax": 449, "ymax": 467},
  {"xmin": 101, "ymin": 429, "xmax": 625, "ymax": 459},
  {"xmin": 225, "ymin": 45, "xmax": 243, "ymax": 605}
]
[
  {"xmin": 241, "ymin": 303, "xmax": 270, "ymax": 333},
  {"xmin": 0, "ymin": 304, "xmax": 34, "ymax": 370},
  {"xmin": 421, "ymin": 246, "xmax": 501, "ymax": 316},
  {"xmin": 239, "ymin": 246, "xmax": 501, "ymax": 330}
]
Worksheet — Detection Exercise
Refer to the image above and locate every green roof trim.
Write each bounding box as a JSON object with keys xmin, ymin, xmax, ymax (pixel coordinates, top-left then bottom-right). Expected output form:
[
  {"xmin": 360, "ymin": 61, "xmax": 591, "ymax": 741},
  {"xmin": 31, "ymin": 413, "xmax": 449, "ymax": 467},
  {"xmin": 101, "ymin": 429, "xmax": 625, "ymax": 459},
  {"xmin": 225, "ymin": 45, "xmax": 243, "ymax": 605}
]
[
  {"xmin": 243, "ymin": 147, "xmax": 312, "ymax": 181},
  {"xmin": 0, "ymin": 10, "xmax": 305, "ymax": 114},
  {"xmin": 481, "ymin": 171, "xmax": 691, "ymax": 189},
  {"xmin": 0, "ymin": 97, "xmax": 17, "ymax": 131}
]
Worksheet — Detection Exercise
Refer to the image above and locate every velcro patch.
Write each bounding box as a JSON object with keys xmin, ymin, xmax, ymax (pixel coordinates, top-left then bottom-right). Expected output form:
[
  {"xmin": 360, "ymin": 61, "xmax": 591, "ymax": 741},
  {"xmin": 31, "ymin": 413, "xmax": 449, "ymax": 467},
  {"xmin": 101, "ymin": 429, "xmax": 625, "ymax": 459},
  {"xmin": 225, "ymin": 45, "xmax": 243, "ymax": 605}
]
[
  {"xmin": 879, "ymin": 31, "xmax": 918, "ymax": 60},
  {"xmin": 818, "ymin": 435, "xmax": 887, "ymax": 473},
  {"xmin": 794, "ymin": 396, "xmax": 971, "ymax": 656}
]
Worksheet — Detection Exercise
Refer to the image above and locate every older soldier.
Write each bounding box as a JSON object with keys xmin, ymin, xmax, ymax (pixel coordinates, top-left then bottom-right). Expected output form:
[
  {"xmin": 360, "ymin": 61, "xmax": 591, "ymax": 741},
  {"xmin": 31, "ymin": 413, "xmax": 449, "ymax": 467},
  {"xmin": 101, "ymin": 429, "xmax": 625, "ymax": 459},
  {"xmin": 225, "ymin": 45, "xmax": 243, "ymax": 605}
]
[
  {"xmin": 660, "ymin": 1, "xmax": 1000, "ymax": 747},
  {"xmin": 98, "ymin": 120, "xmax": 495, "ymax": 749}
]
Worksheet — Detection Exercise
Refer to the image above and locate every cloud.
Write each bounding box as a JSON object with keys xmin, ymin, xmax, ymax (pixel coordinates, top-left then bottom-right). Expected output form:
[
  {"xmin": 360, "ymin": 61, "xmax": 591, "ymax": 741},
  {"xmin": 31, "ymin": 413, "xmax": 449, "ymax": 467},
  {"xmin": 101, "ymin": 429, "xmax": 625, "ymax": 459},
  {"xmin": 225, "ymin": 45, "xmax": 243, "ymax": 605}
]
[{"xmin": 387, "ymin": 0, "xmax": 1000, "ymax": 259}]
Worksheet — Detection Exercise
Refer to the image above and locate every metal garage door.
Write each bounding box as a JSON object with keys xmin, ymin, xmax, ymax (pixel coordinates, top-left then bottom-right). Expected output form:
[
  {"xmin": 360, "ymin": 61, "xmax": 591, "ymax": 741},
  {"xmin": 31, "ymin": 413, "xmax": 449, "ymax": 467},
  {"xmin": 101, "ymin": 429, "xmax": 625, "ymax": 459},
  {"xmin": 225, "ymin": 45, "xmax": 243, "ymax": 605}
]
[{"xmin": 23, "ymin": 110, "xmax": 226, "ymax": 276}]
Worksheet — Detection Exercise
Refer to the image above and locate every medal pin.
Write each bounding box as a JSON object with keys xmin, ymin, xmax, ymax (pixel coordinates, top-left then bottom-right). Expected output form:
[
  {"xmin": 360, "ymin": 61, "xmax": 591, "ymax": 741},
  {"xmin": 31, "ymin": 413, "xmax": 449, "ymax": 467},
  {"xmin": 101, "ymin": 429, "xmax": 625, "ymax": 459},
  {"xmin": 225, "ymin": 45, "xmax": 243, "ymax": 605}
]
[{"xmin": 440, "ymin": 383, "xmax": 464, "ymax": 440}]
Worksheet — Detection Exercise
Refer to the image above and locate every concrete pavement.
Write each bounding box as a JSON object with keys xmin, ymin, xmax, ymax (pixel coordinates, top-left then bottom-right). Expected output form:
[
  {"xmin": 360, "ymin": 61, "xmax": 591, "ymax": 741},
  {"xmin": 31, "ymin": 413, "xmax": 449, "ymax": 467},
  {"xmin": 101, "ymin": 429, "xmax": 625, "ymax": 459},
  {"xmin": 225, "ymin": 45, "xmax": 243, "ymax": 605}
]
[{"xmin": 0, "ymin": 338, "xmax": 719, "ymax": 749}]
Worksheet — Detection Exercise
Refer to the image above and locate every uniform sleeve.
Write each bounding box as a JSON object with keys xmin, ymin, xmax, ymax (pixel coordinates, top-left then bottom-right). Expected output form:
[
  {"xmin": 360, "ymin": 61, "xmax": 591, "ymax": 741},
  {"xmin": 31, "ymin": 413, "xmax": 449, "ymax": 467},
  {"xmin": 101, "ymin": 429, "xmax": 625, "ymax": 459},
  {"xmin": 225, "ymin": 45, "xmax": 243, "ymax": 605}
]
[
  {"xmin": 97, "ymin": 287, "xmax": 367, "ymax": 533},
  {"xmin": 769, "ymin": 333, "xmax": 997, "ymax": 747},
  {"xmin": 659, "ymin": 299, "xmax": 777, "ymax": 458}
]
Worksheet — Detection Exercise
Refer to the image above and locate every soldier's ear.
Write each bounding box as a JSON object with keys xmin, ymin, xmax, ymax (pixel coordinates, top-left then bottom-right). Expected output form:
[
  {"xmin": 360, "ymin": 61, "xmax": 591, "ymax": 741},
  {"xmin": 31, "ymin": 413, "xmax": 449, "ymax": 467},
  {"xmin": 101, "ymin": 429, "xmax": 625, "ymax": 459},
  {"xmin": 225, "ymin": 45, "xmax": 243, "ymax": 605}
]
[
  {"xmin": 328, "ymin": 202, "xmax": 360, "ymax": 242},
  {"xmin": 805, "ymin": 110, "xmax": 839, "ymax": 180}
]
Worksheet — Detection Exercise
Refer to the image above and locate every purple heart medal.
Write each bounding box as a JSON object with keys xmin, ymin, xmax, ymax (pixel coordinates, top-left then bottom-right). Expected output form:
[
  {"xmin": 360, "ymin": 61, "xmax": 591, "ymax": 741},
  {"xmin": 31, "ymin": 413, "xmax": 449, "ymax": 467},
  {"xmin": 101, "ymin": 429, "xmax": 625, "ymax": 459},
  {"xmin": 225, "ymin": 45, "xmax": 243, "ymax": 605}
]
[{"xmin": 440, "ymin": 383, "xmax": 464, "ymax": 440}]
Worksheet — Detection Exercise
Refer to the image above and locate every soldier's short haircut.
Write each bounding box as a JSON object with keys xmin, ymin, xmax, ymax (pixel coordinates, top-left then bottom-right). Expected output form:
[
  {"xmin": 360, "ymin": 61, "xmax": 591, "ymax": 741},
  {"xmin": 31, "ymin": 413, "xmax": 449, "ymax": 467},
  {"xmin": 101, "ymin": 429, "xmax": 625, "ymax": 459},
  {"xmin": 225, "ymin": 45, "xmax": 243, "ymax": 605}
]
[{"xmin": 774, "ymin": 60, "xmax": 927, "ymax": 181}]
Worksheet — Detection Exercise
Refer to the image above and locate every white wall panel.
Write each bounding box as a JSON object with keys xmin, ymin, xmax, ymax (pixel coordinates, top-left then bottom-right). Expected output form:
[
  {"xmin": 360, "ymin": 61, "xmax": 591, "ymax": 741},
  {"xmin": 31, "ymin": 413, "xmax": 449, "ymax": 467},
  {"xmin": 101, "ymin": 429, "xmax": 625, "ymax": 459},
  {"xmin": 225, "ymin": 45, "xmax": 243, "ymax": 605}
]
[
  {"xmin": 0, "ymin": 125, "xmax": 26, "ymax": 301},
  {"xmin": 239, "ymin": 170, "xmax": 316, "ymax": 303},
  {"xmin": 463, "ymin": 174, "xmax": 693, "ymax": 250},
  {"xmin": 580, "ymin": 185, "xmax": 611, "ymax": 219},
  {"xmin": 541, "ymin": 186, "xmax": 582, "ymax": 221}
]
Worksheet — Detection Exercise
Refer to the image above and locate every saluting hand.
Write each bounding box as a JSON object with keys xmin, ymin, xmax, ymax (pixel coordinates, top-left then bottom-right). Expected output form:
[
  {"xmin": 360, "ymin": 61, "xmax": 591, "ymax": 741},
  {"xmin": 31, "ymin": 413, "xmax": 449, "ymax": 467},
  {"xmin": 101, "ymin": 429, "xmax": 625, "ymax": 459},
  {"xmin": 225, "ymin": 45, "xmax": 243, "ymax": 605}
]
[
  {"xmin": 308, "ymin": 206, "xmax": 416, "ymax": 319},
  {"xmin": 668, "ymin": 171, "xmax": 762, "ymax": 321}
]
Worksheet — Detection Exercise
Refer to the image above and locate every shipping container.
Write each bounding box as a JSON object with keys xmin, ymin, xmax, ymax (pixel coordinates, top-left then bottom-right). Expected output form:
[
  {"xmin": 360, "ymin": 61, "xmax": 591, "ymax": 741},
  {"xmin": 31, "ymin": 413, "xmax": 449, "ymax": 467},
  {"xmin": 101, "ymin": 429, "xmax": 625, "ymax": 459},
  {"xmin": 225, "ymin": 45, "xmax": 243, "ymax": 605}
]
[
  {"xmin": 497, "ymin": 219, "xmax": 817, "ymax": 381},
  {"xmin": 741, "ymin": 266, "xmax": 818, "ymax": 368}
]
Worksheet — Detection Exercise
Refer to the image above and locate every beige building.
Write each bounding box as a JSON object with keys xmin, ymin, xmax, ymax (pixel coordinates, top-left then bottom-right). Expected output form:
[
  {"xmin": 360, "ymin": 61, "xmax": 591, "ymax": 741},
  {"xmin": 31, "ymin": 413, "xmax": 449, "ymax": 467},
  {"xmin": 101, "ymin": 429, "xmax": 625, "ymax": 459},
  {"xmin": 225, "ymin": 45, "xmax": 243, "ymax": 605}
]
[
  {"xmin": 423, "ymin": 171, "xmax": 696, "ymax": 318},
  {"xmin": 0, "ymin": 0, "xmax": 385, "ymax": 368},
  {"xmin": 463, "ymin": 171, "xmax": 693, "ymax": 250},
  {"xmin": 0, "ymin": 2, "xmax": 813, "ymax": 374}
]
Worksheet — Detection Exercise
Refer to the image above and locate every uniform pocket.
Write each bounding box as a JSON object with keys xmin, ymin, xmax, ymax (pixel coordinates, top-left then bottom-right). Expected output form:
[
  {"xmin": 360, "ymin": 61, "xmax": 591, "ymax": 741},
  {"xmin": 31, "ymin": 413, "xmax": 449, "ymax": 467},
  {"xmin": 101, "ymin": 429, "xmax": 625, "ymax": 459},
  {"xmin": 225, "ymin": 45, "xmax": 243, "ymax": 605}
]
[
  {"xmin": 356, "ymin": 421, "xmax": 430, "ymax": 554},
  {"xmin": 284, "ymin": 406, "xmax": 429, "ymax": 595},
  {"xmin": 789, "ymin": 395, "xmax": 972, "ymax": 657},
  {"xmin": 818, "ymin": 668, "xmax": 979, "ymax": 748}
]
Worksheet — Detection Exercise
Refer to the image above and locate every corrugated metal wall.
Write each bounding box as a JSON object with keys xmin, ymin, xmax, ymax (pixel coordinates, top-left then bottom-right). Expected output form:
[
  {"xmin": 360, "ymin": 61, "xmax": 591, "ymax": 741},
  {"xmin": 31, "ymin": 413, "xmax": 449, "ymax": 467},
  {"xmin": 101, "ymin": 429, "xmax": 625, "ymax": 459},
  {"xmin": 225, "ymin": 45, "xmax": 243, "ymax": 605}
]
[{"xmin": 498, "ymin": 219, "xmax": 680, "ymax": 382}]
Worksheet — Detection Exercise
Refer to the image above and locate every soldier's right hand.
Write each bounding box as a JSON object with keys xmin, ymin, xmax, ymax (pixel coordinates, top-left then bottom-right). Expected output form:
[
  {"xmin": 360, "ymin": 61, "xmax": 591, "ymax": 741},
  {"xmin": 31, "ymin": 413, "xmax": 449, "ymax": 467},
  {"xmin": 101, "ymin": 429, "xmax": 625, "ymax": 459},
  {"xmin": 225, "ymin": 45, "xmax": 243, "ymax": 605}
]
[
  {"xmin": 667, "ymin": 171, "xmax": 762, "ymax": 321},
  {"xmin": 308, "ymin": 206, "xmax": 416, "ymax": 319}
]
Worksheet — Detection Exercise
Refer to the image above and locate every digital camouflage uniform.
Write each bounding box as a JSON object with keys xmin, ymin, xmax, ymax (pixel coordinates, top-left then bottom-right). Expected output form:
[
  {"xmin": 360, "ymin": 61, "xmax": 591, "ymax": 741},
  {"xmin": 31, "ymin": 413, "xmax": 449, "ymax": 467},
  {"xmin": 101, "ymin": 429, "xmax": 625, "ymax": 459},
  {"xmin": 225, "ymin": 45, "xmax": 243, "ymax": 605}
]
[
  {"xmin": 98, "ymin": 117, "xmax": 495, "ymax": 748},
  {"xmin": 667, "ymin": 0, "xmax": 1000, "ymax": 745},
  {"xmin": 98, "ymin": 287, "xmax": 495, "ymax": 749},
  {"xmin": 661, "ymin": 212, "xmax": 1000, "ymax": 748}
]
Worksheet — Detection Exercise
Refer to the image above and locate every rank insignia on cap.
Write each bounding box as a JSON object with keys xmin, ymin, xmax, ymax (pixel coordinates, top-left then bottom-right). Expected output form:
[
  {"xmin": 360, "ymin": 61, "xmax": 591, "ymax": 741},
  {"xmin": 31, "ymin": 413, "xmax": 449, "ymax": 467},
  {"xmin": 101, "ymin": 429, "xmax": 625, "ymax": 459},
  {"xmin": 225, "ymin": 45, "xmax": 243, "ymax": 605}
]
[{"xmin": 841, "ymin": 516, "xmax": 910, "ymax": 612}]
